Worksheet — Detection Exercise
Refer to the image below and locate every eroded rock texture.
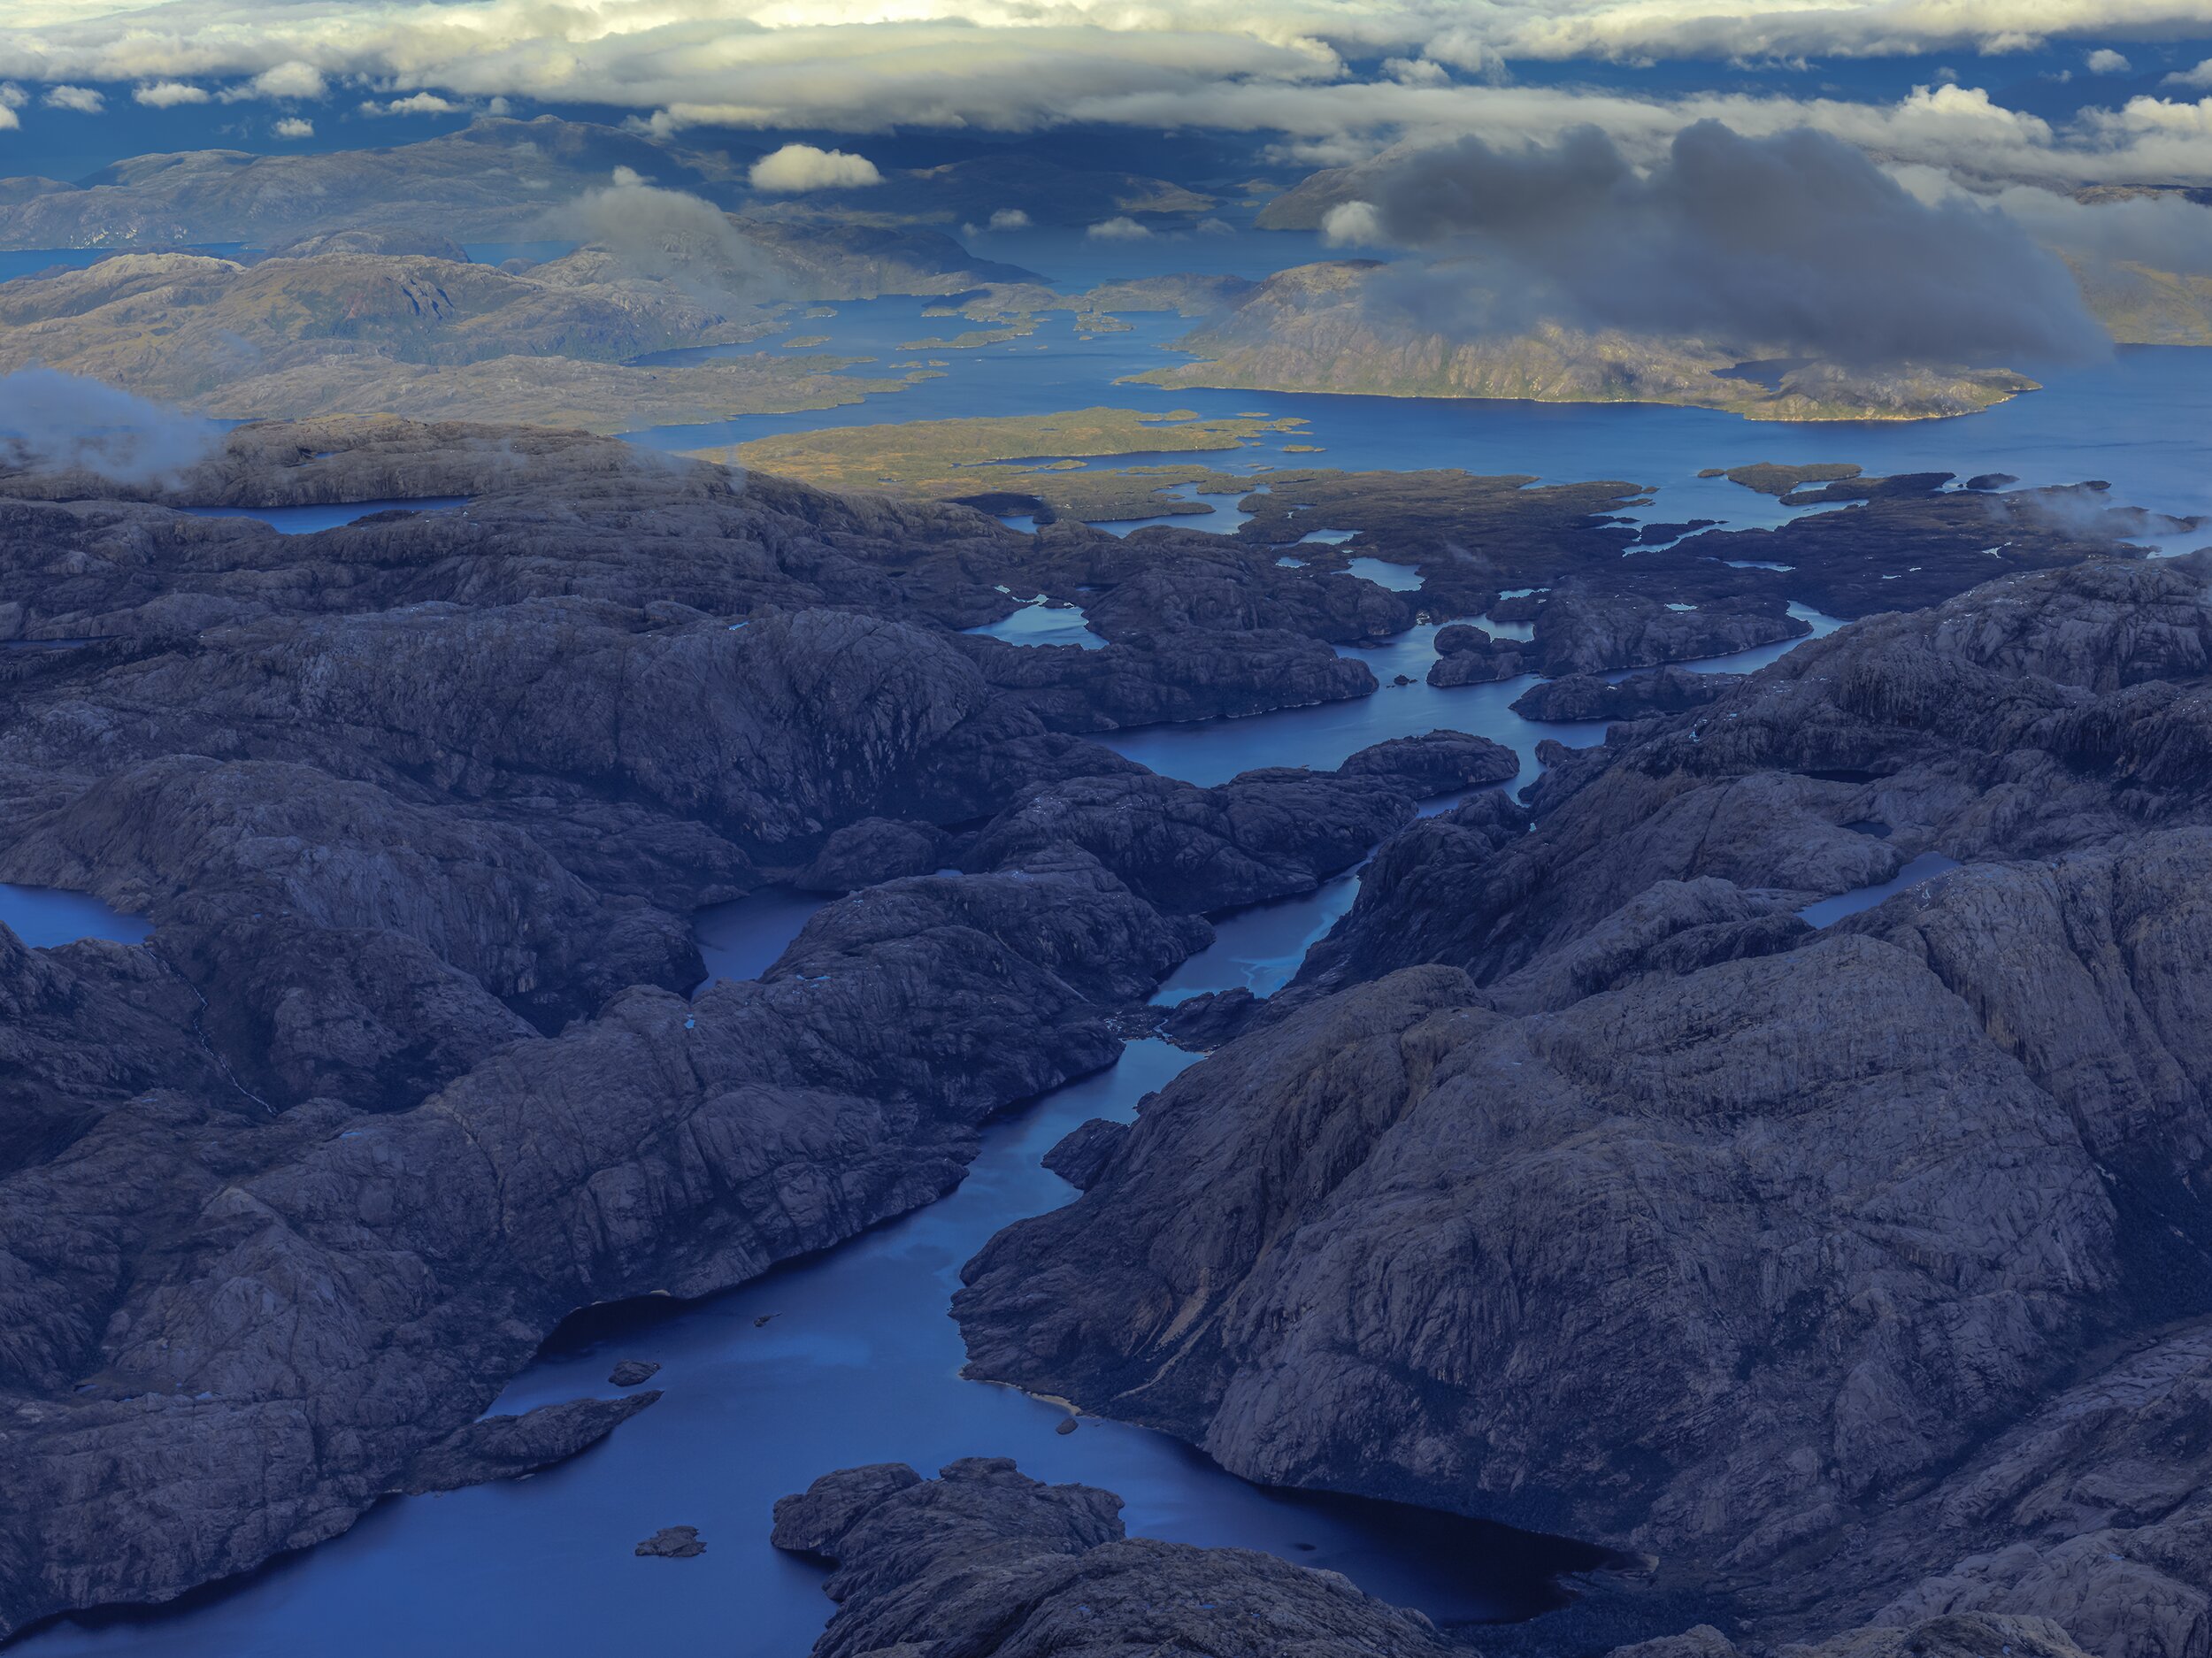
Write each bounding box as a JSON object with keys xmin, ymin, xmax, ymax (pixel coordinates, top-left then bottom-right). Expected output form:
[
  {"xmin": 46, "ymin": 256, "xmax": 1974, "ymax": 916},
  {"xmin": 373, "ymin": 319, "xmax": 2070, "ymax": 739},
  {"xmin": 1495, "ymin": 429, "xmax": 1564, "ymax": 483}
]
[
  {"xmin": 772, "ymin": 1457, "xmax": 1459, "ymax": 1658},
  {"xmin": 957, "ymin": 553, "xmax": 2212, "ymax": 1658},
  {"xmin": 0, "ymin": 416, "xmax": 1475, "ymax": 1635},
  {"xmin": 768, "ymin": 1460, "xmax": 2110, "ymax": 1658}
]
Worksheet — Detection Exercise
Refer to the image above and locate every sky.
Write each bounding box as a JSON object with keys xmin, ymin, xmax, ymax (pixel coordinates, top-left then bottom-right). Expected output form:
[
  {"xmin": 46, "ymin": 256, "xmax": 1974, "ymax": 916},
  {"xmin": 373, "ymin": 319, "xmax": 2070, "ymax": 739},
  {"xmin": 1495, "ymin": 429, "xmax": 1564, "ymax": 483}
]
[{"xmin": 0, "ymin": 0, "xmax": 2208, "ymax": 190}]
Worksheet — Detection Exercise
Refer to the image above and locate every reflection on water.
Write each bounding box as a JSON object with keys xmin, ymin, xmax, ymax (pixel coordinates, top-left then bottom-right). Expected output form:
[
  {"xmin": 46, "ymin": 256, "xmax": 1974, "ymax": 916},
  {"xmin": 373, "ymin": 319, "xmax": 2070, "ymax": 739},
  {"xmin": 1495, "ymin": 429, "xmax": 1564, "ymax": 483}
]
[
  {"xmin": 962, "ymin": 595, "xmax": 1107, "ymax": 648},
  {"xmin": 1104, "ymin": 639, "xmax": 1606, "ymax": 787},
  {"xmin": 0, "ymin": 884, "xmax": 151, "ymax": 948},
  {"xmin": 1346, "ymin": 555, "xmax": 1422, "ymax": 592},
  {"xmin": 693, "ymin": 887, "xmax": 830, "ymax": 987},
  {"xmin": 1152, "ymin": 871, "xmax": 1363, "ymax": 1004},
  {"xmin": 1798, "ymin": 852, "xmax": 1962, "ymax": 927}
]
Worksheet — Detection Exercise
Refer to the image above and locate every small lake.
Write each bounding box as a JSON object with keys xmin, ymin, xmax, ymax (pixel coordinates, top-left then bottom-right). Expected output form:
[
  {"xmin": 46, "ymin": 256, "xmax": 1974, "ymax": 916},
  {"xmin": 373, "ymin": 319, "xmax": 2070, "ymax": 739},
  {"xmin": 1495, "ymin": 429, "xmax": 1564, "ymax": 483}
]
[
  {"xmin": 962, "ymin": 594, "xmax": 1108, "ymax": 648},
  {"xmin": 178, "ymin": 498, "xmax": 470, "ymax": 535},
  {"xmin": 692, "ymin": 887, "xmax": 832, "ymax": 988},
  {"xmin": 0, "ymin": 884, "xmax": 150, "ymax": 948},
  {"xmin": 1798, "ymin": 851, "xmax": 1963, "ymax": 927}
]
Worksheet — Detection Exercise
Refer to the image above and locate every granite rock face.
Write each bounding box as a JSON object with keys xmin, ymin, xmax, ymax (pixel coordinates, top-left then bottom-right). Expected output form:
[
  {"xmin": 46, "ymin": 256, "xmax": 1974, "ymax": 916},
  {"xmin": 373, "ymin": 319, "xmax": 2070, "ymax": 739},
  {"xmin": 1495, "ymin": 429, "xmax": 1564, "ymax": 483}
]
[
  {"xmin": 771, "ymin": 1458, "xmax": 1457, "ymax": 1658},
  {"xmin": 956, "ymin": 554, "xmax": 2212, "ymax": 1658},
  {"xmin": 0, "ymin": 417, "xmax": 1487, "ymax": 1636},
  {"xmin": 961, "ymin": 768, "xmax": 1415, "ymax": 913},
  {"xmin": 1509, "ymin": 666, "xmax": 1738, "ymax": 723},
  {"xmin": 767, "ymin": 1461, "xmax": 2108, "ymax": 1658}
]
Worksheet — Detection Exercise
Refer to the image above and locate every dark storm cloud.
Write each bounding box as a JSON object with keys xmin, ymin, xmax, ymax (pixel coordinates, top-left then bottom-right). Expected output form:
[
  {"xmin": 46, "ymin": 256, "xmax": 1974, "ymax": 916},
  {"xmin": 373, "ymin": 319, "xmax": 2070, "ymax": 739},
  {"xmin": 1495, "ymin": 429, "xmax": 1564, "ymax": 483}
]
[{"xmin": 1340, "ymin": 122, "xmax": 2110, "ymax": 366}]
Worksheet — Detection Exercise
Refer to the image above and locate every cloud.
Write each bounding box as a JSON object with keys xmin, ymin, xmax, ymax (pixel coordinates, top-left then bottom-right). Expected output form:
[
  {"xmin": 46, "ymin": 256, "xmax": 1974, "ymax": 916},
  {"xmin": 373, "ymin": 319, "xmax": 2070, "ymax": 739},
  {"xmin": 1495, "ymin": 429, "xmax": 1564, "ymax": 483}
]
[
  {"xmin": 1341, "ymin": 121, "xmax": 2108, "ymax": 366},
  {"xmin": 273, "ymin": 115, "xmax": 313, "ymax": 138},
  {"xmin": 1321, "ymin": 200, "xmax": 1385, "ymax": 244},
  {"xmin": 250, "ymin": 59, "xmax": 326, "ymax": 99},
  {"xmin": 2086, "ymin": 48, "xmax": 2131, "ymax": 72},
  {"xmin": 2169, "ymin": 58, "xmax": 2212, "ymax": 88},
  {"xmin": 987, "ymin": 207, "xmax": 1033, "ymax": 230},
  {"xmin": 133, "ymin": 80, "xmax": 209, "ymax": 107},
  {"xmin": 552, "ymin": 179, "xmax": 783, "ymax": 308},
  {"xmin": 361, "ymin": 91, "xmax": 460, "ymax": 116},
  {"xmin": 1989, "ymin": 180, "xmax": 2212, "ymax": 275},
  {"xmin": 42, "ymin": 82, "xmax": 101, "ymax": 112},
  {"xmin": 1087, "ymin": 215, "xmax": 1151, "ymax": 239},
  {"xmin": 0, "ymin": 369, "xmax": 221, "ymax": 484},
  {"xmin": 0, "ymin": 0, "xmax": 2210, "ymax": 189},
  {"xmin": 0, "ymin": 0, "xmax": 2200, "ymax": 116},
  {"xmin": 746, "ymin": 143, "xmax": 882, "ymax": 191}
]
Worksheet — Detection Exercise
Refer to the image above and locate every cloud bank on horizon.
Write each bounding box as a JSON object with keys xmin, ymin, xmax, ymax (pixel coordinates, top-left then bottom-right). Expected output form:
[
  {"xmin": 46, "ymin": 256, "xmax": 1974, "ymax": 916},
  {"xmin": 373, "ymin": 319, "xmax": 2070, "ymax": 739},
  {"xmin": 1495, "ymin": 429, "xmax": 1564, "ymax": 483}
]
[
  {"xmin": 1322, "ymin": 121, "xmax": 2111, "ymax": 364},
  {"xmin": 1, "ymin": 0, "xmax": 2211, "ymax": 186}
]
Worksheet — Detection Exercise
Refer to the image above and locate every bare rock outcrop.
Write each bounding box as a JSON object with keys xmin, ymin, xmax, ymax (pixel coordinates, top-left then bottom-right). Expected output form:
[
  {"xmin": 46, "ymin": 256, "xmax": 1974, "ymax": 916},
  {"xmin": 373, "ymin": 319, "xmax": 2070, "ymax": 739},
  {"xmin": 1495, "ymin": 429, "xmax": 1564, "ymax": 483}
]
[
  {"xmin": 771, "ymin": 1457, "xmax": 1457, "ymax": 1658},
  {"xmin": 955, "ymin": 553, "xmax": 2212, "ymax": 1658},
  {"xmin": 0, "ymin": 417, "xmax": 1471, "ymax": 1636}
]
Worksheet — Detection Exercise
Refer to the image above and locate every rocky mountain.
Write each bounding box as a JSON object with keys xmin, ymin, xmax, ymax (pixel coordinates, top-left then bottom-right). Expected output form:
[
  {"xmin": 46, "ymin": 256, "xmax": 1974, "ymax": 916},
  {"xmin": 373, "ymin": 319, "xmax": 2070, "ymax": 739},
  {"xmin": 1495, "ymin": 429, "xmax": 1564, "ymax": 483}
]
[
  {"xmin": 0, "ymin": 118, "xmax": 745, "ymax": 250},
  {"xmin": 0, "ymin": 213, "xmax": 1031, "ymax": 426},
  {"xmin": 0, "ymin": 414, "xmax": 1517, "ymax": 1638},
  {"xmin": 0, "ymin": 409, "xmax": 2196, "ymax": 1654},
  {"xmin": 954, "ymin": 552, "xmax": 2212, "ymax": 1658},
  {"xmin": 1131, "ymin": 261, "xmax": 2040, "ymax": 421},
  {"xmin": 0, "ymin": 117, "xmax": 1215, "ymax": 254},
  {"xmin": 768, "ymin": 1458, "xmax": 2110, "ymax": 1658},
  {"xmin": 0, "ymin": 249, "xmax": 768, "ymax": 395}
]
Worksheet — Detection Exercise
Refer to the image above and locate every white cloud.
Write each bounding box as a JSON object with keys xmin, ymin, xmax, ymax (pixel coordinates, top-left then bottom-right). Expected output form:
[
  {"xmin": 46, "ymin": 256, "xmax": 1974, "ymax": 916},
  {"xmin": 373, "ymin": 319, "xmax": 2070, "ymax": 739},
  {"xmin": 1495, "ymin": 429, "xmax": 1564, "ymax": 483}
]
[
  {"xmin": 0, "ymin": 0, "xmax": 2208, "ymax": 188},
  {"xmin": 1321, "ymin": 199, "xmax": 1385, "ymax": 243},
  {"xmin": 747, "ymin": 142, "xmax": 882, "ymax": 191},
  {"xmin": 251, "ymin": 59, "xmax": 326, "ymax": 99},
  {"xmin": 987, "ymin": 207, "xmax": 1033, "ymax": 230},
  {"xmin": 361, "ymin": 91, "xmax": 460, "ymax": 116},
  {"xmin": 273, "ymin": 115, "xmax": 313, "ymax": 138},
  {"xmin": 2086, "ymin": 48, "xmax": 2131, "ymax": 72},
  {"xmin": 133, "ymin": 80, "xmax": 210, "ymax": 107},
  {"xmin": 1087, "ymin": 215, "xmax": 1151, "ymax": 239},
  {"xmin": 2169, "ymin": 58, "xmax": 2212, "ymax": 88},
  {"xmin": 0, "ymin": 0, "xmax": 2210, "ymax": 142},
  {"xmin": 0, "ymin": 81, "xmax": 21, "ymax": 110},
  {"xmin": 43, "ymin": 82, "xmax": 102, "ymax": 111},
  {"xmin": 0, "ymin": 102, "xmax": 14, "ymax": 132},
  {"xmin": 1384, "ymin": 56, "xmax": 1449, "ymax": 86}
]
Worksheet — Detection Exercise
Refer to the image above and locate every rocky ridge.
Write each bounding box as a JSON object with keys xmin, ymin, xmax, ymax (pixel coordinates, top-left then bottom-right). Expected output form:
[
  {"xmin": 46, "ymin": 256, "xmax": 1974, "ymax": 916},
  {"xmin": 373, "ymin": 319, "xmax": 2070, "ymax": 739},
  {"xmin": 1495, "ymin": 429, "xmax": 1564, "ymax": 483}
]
[
  {"xmin": 767, "ymin": 1458, "xmax": 2110, "ymax": 1658},
  {"xmin": 0, "ymin": 415, "xmax": 1525, "ymax": 1637},
  {"xmin": 955, "ymin": 552, "xmax": 2212, "ymax": 1658}
]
